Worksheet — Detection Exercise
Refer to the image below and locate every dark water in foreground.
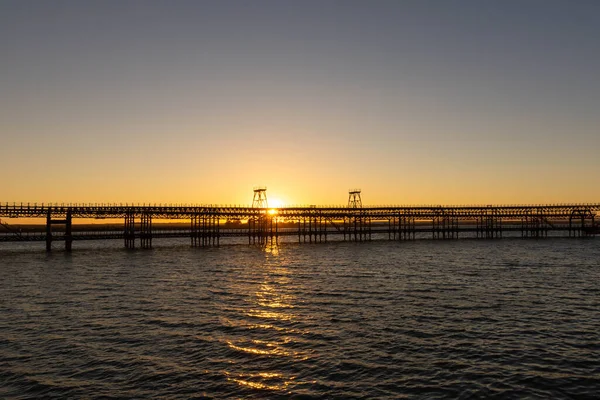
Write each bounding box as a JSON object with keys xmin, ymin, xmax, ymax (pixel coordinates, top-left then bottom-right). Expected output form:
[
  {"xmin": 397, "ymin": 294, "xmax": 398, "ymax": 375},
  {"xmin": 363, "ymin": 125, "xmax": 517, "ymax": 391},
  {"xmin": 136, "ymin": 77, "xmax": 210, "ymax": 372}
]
[{"xmin": 1, "ymin": 239, "xmax": 599, "ymax": 399}]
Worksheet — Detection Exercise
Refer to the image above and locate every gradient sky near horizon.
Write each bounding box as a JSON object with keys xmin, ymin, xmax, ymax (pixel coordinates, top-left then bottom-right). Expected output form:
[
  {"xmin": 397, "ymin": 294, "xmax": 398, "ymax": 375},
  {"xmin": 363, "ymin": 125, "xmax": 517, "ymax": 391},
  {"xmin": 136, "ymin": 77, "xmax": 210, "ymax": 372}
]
[{"xmin": 1, "ymin": 0, "xmax": 599, "ymax": 206}]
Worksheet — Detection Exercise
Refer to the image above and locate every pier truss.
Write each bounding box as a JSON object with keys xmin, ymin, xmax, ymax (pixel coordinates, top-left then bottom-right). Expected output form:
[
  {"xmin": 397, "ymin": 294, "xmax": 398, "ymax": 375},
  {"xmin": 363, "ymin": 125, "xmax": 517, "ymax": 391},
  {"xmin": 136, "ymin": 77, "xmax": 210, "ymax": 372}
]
[{"xmin": 0, "ymin": 203, "xmax": 599, "ymax": 251}]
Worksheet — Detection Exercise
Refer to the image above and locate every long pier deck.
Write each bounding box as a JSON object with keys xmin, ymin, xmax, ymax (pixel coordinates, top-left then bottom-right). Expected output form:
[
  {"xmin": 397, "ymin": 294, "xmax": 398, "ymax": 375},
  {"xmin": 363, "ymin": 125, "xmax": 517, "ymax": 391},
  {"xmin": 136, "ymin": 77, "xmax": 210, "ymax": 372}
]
[{"xmin": 1, "ymin": 203, "xmax": 599, "ymax": 251}]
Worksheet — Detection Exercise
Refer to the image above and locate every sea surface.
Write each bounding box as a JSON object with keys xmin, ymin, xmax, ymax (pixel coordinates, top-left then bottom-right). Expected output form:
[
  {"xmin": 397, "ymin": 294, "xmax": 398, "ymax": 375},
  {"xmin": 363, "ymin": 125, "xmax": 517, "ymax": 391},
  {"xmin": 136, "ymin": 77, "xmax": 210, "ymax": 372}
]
[{"xmin": 1, "ymin": 238, "xmax": 599, "ymax": 399}]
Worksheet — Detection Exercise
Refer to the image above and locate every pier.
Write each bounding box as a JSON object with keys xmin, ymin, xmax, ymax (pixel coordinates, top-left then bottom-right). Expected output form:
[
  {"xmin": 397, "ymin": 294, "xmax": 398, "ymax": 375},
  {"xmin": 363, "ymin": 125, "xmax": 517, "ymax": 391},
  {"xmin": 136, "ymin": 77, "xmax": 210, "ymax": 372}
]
[{"xmin": 1, "ymin": 197, "xmax": 598, "ymax": 251}]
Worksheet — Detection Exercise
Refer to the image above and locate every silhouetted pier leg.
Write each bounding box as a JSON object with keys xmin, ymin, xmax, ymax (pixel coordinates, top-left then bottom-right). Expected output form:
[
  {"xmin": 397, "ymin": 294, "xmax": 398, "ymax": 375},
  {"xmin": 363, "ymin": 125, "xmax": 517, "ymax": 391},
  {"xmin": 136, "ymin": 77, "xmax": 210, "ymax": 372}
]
[
  {"xmin": 400, "ymin": 216, "xmax": 404, "ymax": 240},
  {"xmin": 204, "ymin": 215, "xmax": 207, "ymax": 246},
  {"xmin": 202, "ymin": 215, "xmax": 207, "ymax": 246},
  {"xmin": 316, "ymin": 216, "xmax": 319, "ymax": 243},
  {"xmin": 46, "ymin": 210, "xmax": 52, "ymax": 251},
  {"xmin": 303, "ymin": 217, "xmax": 307, "ymax": 243},
  {"xmin": 246, "ymin": 215, "xmax": 267, "ymax": 246},
  {"xmin": 65, "ymin": 210, "xmax": 72, "ymax": 252},
  {"xmin": 455, "ymin": 216, "xmax": 460, "ymax": 239},
  {"xmin": 141, "ymin": 213, "xmax": 152, "ymax": 249},
  {"xmin": 360, "ymin": 216, "xmax": 363, "ymax": 241},
  {"xmin": 124, "ymin": 213, "xmax": 135, "ymax": 249},
  {"xmin": 248, "ymin": 217, "xmax": 252, "ymax": 245},
  {"xmin": 319, "ymin": 216, "xmax": 324, "ymax": 242},
  {"xmin": 398, "ymin": 215, "xmax": 403, "ymax": 241},
  {"xmin": 210, "ymin": 215, "xmax": 215, "ymax": 246},
  {"xmin": 207, "ymin": 215, "xmax": 211, "ymax": 246},
  {"xmin": 191, "ymin": 215, "xmax": 197, "ymax": 246},
  {"xmin": 521, "ymin": 216, "xmax": 528, "ymax": 238},
  {"xmin": 569, "ymin": 216, "xmax": 573, "ymax": 237},
  {"xmin": 403, "ymin": 216, "xmax": 415, "ymax": 240},
  {"xmin": 498, "ymin": 218, "xmax": 502, "ymax": 238},
  {"xmin": 45, "ymin": 208, "xmax": 73, "ymax": 251},
  {"xmin": 216, "ymin": 216, "xmax": 220, "ymax": 246},
  {"xmin": 191, "ymin": 213, "xmax": 220, "ymax": 247},
  {"xmin": 400, "ymin": 216, "xmax": 405, "ymax": 240}
]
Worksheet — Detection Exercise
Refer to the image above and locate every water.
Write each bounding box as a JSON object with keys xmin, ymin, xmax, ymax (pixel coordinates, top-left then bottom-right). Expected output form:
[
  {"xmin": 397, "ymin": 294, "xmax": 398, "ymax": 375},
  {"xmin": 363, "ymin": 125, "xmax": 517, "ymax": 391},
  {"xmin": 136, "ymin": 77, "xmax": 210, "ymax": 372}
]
[{"xmin": 1, "ymin": 239, "xmax": 599, "ymax": 399}]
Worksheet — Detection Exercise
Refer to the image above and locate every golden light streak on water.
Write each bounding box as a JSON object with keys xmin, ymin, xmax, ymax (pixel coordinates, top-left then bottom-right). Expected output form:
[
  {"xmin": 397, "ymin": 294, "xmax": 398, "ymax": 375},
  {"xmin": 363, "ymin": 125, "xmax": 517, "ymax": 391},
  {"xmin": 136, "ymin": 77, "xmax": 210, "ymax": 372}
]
[
  {"xmin": 245, "ymin": 308, "xmax": 295, "ymax": 321},
  {"xmin": 224, "ymin": 371, "xmax": 296, "ymax": 391},
  {"xmin": 226, "ymin": 341, "xmax": 278, "ymax": 356},
  {"xmin": 264, "ymin": 243, "xmax": 280, "ymax": 255}
]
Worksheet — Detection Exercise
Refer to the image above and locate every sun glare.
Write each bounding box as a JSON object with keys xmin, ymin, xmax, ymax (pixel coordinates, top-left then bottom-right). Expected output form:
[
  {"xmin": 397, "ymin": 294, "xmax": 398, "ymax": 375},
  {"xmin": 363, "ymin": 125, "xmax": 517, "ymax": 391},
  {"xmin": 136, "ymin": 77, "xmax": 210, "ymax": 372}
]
[{"xmin": 269, "ymin": 198, "xmax": 284, "ymax": 208}]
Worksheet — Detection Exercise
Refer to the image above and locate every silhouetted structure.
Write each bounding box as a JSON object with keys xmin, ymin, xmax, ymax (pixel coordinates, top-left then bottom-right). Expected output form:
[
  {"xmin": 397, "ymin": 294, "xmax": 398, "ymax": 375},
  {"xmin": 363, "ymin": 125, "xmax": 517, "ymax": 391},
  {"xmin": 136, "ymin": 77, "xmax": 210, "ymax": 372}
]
[
  {"xmin": 1, "ymin": 202, "xmax": 598, "ymax": 251},
  {"xmin": 348, "ymin": 189, "xmax": 362, "ymax": 208},
  {"xmin": 252, "ymin": 187, "xmax": 268, "ymax": 208},
  {"xmin": 248, "ymin": 187, "xmax": 269, "ymax": 244}
]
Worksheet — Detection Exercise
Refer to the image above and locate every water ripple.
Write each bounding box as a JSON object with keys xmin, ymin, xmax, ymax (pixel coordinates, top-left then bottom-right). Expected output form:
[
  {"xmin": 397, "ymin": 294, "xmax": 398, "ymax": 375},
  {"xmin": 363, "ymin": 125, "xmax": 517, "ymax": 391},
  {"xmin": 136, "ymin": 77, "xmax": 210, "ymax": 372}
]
[{"xmin": 1, "ymin": 239, "xmax": 599, "ymax": 398}]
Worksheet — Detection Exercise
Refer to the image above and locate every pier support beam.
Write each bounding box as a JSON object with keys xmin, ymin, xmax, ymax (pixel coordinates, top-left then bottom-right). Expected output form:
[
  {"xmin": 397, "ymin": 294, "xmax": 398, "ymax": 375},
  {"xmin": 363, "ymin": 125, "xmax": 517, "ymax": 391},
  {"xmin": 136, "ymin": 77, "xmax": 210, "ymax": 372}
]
[
  {"xmin": 140, "ymin": 213, "xmax": 152, "ymax": 249},
  {"xmin": 45, "ymin": 209, "xmax": 73, "ymax": 252},
  {"xmin": 248, "ymin": 214, "xmax": 267, "ymax": 245},
  {"xmin": 344, "ymin": 212, "xmax": 371, "ymax": 242},
  {"xmin": 397, "ymin": 215, "xmax": 415, "ymax": 240},
  {"xmin": 569, "ymin": 208, "xmax": 595, "ymax": 237},
  {"xmin": 46, "ymin": 211, "xmax": 52, "ymax": 251},
  {"xmin": 192, "ymin": 215, "xmax": 198, "ymax": 246},
  {"xmin": 192, "ymin": 212, "xmax": 220, "ymax": 247},
  {"xmin": 65, "ymin": 210, "xmax": 72, "ymax": 251},
  {"xmin": 433, "ymin": 210, "xmax": 459, "ymax": 240},
  {"xmin": 124, "ymin": 213, "xmax": 135, "ymax": 249},
  {"xmin": 478, "ymin": 208, "xmax": 501, "ymax": 239}
]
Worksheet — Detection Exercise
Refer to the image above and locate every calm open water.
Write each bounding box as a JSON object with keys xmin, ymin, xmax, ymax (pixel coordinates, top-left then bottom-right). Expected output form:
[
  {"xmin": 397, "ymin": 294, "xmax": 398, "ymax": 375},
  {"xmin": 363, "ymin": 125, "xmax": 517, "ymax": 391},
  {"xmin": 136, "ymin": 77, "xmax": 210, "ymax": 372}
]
[{"xmin": 1, "ymin": 239, "xmax": 599, "ymax": 399}]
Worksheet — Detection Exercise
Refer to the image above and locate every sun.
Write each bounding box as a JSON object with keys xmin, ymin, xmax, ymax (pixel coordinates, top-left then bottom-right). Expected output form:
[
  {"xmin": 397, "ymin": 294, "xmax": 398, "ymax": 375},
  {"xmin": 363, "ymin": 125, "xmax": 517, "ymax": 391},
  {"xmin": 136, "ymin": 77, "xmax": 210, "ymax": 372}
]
[
  {"xmin": 267, "ymin": 197, "xmax": 284, "ymax": 215},
  {"xmin": 269, "ymin": 198, "xmax": 284, "ymax": 208}
]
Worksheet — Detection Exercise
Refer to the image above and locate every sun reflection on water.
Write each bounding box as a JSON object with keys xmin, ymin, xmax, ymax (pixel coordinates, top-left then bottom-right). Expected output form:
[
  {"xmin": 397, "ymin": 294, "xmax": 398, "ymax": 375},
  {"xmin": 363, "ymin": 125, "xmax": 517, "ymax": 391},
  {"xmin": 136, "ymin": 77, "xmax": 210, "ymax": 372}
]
[
  {"xmin": 222, "ymin": 243, "xmax": 313, "ymax": 393},
  {"xmin": 264, "ymin": 243, "xmax": 280, "ymax": 256},
  {"xmin": 225, "ymin": 338, "xmax": 303, "ymax": 359},
  {"xmin": 255, "ymin": 283, "xmax": 295, "ymax": 309},
  {"xmin": 224, "ymin": 370, "xmax": 296, "ymax": 391}
]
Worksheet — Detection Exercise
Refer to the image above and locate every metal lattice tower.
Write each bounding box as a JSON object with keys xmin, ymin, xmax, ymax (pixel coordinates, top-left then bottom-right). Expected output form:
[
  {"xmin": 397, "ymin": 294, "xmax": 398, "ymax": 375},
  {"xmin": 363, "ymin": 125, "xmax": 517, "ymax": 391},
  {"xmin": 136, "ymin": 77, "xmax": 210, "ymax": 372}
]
[
  {"xmin": 348, "ymin": 189, "xmax": 362, "ymax": 208},
  {"xmin": 252, "ymin": 186, "xmax": 268, "ymax": 208}
]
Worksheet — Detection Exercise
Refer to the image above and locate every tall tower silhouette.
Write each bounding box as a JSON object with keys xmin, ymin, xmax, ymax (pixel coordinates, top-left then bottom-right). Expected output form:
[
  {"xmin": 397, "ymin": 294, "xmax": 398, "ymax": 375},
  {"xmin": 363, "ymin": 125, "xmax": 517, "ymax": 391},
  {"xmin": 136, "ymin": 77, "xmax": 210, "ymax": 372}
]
[
  {"xmin": 252, "ymin": 187, "xmax": 268, "ymax": 208},
  {"xmin": 348, "ymin": 189, "xmax": 362, "ymax": 208}
]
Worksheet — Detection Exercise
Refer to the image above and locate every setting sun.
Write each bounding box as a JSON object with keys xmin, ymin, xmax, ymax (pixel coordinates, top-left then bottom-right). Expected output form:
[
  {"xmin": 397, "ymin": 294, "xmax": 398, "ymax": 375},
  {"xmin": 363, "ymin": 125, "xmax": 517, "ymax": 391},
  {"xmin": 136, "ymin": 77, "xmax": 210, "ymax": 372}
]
[{"xmin": 269, "ymin": 198, "xmax": 284, "ymax": 208}]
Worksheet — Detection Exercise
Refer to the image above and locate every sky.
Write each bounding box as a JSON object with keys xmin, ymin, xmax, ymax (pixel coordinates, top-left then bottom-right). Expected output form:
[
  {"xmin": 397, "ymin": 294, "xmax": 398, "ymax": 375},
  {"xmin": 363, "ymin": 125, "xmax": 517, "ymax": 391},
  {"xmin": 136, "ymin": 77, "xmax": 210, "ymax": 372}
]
[{"xmin": 1, "ymin": 0, "xmax": 599, "ymax": 206}]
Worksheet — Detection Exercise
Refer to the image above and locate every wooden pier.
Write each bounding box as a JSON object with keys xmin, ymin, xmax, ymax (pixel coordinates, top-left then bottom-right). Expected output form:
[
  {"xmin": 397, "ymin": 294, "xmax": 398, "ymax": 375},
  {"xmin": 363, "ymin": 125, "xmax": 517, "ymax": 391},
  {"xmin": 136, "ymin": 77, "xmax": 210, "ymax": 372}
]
[{"xmin": 1, "ymin": 202, "xmax": 599, "ymax": 251}]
